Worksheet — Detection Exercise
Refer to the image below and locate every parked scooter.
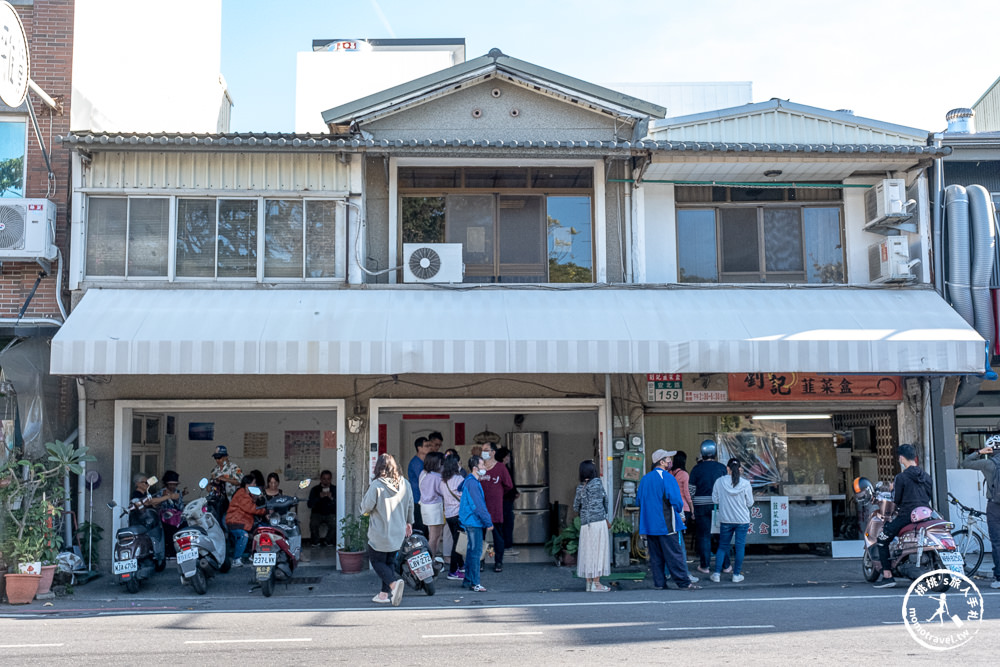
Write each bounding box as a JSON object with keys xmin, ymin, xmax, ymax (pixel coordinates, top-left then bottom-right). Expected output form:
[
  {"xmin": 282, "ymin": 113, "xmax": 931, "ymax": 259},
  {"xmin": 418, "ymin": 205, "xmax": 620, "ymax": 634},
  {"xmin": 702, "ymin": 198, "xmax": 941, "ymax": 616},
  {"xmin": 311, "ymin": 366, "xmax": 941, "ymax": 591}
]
[
  {"xmin": 854, "ymin": 476, "xmax": 963, "ymax": 587},
  {"xmin": 248, "ymin": 479, "xmax": 309, "ymax": 597},
  {"xmin": 108, "ymin": 475, "xmax": 167, "ymax": 594},
  {"xmin": 394, "ymin": 530, "xmax": 443, "ymax": 596},
  {"xmin": 173, "ymin": 478, "xmax": 231, "ymax": 594}
]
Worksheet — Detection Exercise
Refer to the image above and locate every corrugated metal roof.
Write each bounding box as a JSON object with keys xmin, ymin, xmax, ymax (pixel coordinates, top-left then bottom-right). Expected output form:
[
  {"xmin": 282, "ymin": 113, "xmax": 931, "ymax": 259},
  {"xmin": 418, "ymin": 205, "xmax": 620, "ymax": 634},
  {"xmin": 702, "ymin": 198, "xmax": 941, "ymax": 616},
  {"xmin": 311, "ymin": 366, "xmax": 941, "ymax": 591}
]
[
  {"xmin": 653, "ymin": 99, "xmax": 930, "ymax": 140},
  {"xmin": 320, "ymin": 50, "xmax": 667, "ymax": 126},
  {"xmin": 51, "ymin": 287, "xmax": 983, "ymax": 376},
  {"xmin": 59, "ymin": 133, "xmax": 950, "ymax": 157}
]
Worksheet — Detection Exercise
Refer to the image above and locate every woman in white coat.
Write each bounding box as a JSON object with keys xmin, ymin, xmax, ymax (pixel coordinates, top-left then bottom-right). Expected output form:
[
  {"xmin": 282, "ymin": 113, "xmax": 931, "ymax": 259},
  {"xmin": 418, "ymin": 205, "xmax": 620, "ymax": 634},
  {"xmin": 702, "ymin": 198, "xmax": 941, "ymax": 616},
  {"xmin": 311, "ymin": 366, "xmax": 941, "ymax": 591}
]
[{"xmin": 710, "ymin": 458, "xmax": 755, "ymax": 583}]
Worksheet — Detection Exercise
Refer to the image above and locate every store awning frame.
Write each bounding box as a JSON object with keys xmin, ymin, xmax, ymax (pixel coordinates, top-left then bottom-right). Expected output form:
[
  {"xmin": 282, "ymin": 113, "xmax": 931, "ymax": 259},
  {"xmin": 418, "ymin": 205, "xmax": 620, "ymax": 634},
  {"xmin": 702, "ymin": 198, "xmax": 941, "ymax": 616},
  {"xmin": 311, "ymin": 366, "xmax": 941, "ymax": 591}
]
[{"xmin": 50, "ymin": 287, "xmax": 985, "ymax": 377}]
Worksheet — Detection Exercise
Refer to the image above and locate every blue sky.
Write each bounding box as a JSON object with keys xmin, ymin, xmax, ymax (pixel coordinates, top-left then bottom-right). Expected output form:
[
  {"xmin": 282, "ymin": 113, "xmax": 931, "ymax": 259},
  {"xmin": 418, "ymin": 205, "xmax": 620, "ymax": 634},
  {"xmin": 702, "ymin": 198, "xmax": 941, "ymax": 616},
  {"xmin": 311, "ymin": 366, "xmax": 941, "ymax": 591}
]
[{"xmin": 222, "ymin": 0, "xmax": 999, "ymax": 134}]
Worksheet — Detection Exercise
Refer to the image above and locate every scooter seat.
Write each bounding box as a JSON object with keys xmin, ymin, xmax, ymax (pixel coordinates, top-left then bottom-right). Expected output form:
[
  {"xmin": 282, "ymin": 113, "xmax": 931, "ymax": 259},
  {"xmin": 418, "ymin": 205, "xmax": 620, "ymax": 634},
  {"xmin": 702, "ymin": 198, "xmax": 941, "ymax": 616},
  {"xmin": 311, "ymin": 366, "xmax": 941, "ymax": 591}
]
[
  {"xmin": 899, "ymin": 519, "xmax": 950, "ymax": 535},
  {"xmin": 119, "ymin": 525, "xmax": 148, "ymax": 537},
  {"xmin": 177, "ymin": 525, "xmax": 207, "ymax": 537}
]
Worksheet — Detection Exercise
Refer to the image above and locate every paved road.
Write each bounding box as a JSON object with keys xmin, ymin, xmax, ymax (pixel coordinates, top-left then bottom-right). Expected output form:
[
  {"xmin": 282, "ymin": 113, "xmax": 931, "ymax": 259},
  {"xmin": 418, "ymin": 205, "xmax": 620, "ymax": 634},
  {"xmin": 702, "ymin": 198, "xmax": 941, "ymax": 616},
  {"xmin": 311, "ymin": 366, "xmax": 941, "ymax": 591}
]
[{"xmin": 1, "ymin": 585, "xmax": 996, "ymax": 664}]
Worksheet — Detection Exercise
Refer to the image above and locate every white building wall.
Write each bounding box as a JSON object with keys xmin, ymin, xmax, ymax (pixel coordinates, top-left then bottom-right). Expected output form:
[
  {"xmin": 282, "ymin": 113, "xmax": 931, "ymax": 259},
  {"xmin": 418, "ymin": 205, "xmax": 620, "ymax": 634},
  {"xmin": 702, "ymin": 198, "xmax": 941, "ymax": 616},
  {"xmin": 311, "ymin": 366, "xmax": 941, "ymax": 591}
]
[
  {"xmin": 295, "ymin": 47, "xmax": 463, "ymax": 133},
  {"xmin": 72, "ymin": 0, "xmax": 230, "ymax": 133},
  {"xmin": 641, "ymin": 184, "xmax": 677, "ymax": 283}
]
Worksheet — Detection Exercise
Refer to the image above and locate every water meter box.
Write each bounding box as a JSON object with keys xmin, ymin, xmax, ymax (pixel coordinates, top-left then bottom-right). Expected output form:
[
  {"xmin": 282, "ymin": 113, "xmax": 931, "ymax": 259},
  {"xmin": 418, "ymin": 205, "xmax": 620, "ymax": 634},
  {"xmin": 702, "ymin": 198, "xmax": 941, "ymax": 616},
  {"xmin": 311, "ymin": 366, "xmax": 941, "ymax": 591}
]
[
  {"xmin": 621, "ymin": 452, "xmax": 643, "ymax": 481},
  {"xmin": 613, "ymin": 534, "xmax": 631, "ymax": 568}
]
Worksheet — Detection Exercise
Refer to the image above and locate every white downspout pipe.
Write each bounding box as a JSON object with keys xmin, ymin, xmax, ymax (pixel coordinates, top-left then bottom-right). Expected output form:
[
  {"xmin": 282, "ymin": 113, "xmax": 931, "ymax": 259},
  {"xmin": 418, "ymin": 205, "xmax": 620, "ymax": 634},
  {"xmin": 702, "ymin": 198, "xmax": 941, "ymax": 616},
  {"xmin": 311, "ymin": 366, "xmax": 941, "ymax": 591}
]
[{"xmin": 75, "ymin": 379, "xmax": 87, "ymax": 553}]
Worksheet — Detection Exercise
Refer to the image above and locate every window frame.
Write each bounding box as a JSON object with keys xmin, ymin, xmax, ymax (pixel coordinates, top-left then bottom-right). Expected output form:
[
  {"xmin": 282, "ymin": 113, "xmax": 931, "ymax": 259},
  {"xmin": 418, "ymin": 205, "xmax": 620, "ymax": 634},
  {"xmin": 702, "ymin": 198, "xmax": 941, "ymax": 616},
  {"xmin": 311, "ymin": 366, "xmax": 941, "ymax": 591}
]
[
  {"xmin": 0, "ymin": 115, "xmax": 28, "ymax": 199},
  {"xmin": 676, "ymin": 201, "xmax": 846, "ymax": 285},
  {"xmin": 398, "ymin": 166, "xmax": 596, "ymax": 284},
  {"xmin": 84, "ymin": 194, "xmax": 347, "ymax": 283}
]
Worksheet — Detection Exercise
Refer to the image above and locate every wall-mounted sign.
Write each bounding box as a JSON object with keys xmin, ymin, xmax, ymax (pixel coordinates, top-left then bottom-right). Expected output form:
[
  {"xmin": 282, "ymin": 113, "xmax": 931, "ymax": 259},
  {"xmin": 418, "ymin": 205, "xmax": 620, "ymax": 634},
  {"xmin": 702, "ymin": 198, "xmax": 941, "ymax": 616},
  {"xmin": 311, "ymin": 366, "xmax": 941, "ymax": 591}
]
[
  {"xmin": 646, "ymin": 373, "xmax": 682, "ymax": 402},
  {"xmin": 728, "ymin": 373, "xmax": 902, "ymax": 402},
  {"xmin": 0, "ymin": 1, "xmax": 29, "ymax": 108},
  {"xmin": 770, "ymin": 496, "xmax": 790, "ymax": 536}
]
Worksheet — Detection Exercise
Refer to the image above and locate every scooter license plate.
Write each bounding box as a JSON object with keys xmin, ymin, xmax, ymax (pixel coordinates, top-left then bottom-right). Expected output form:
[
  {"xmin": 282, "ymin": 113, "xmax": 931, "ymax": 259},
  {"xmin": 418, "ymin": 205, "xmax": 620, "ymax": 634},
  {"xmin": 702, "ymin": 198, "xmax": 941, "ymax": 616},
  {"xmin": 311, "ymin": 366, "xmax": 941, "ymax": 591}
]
[
  {"xmin": 412, "ymin": 562, "xmax": 434, "ymax": 580},
  {"xmin": 113, "ymin": 558, "xmax": 137, "ymax": 574},
  {"xmin": 407, "ymin": 552, "xmax": 432, "ymax": 570},
  {"xmin": 253, "ymin": 552, "xmax": 277, "ymax": 566},
  {"xmin": 939, "ymin": 551, "xmax": 965, "ymax": 573},
  {"xmin": 177, "ymin": 548, "xmax": 198, "ymax": 564},
  {"xmin": 255, "ymin": 566, "xmax": 273, "ymax": 581}
]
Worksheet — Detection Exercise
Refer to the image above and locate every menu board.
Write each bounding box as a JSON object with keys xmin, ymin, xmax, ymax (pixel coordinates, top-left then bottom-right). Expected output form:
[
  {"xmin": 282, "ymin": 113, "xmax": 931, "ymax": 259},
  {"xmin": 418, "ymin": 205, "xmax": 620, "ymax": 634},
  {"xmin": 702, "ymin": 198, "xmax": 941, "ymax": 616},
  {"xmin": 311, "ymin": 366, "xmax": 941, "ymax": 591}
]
[{"xmin": 284, "ymin": 430, "xmax": 321, "ymax": 480}]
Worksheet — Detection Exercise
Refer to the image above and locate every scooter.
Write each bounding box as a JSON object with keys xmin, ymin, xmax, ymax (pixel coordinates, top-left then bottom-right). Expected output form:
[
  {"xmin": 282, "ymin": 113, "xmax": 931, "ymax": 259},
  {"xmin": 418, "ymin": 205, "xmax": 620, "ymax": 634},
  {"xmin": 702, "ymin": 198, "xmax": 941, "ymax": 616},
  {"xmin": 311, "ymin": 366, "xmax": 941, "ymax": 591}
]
[
  {"xmin": 854, "ymin": 477, "xmax": 963, "ymax": 588},
  {"xmin": 248, "ymin": 479, "xmax": 309, "ymax": 597},
  {"xmin": 108, "ymin": 475, "xmax": 167, "ymax": 594},
  {"xmin": 173, "ymin": 478, "xmax": 231, "ymax": 594},
  {"xmin": 393, "ymin": 530, "xmax": 443, "ymax": 596}
]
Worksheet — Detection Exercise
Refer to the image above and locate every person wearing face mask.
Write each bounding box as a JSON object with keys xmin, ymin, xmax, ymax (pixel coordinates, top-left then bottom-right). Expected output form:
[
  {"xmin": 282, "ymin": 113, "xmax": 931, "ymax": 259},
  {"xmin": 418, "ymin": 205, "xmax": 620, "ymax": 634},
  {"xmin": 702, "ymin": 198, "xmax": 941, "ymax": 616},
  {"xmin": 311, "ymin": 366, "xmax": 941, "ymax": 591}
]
[
  {"xmin": 479, "ymin": 442, "xmax": 513, "ymax": 573},
  {"xmin": 458, "ymin": 455, "xmax": 492, "ymax": 592}
]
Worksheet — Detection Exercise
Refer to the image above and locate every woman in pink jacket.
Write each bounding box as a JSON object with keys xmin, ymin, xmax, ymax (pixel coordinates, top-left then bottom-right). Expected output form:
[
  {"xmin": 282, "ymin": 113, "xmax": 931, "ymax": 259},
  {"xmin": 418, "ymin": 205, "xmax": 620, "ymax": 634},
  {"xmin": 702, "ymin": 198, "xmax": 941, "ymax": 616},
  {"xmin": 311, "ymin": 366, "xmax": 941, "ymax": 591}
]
[{"xmin": 670, "ymin": 451, "xmax": 697, "ymax": 582}]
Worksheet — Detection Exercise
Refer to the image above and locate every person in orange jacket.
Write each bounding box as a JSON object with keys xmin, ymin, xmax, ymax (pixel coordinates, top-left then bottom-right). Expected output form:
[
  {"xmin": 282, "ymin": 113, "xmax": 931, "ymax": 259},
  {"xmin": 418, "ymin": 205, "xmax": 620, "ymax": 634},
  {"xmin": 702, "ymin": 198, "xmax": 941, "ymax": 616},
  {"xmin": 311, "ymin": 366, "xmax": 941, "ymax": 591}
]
[{"xmin": 226, "ymin": 474, "xmax": 266, "ymax": 566}]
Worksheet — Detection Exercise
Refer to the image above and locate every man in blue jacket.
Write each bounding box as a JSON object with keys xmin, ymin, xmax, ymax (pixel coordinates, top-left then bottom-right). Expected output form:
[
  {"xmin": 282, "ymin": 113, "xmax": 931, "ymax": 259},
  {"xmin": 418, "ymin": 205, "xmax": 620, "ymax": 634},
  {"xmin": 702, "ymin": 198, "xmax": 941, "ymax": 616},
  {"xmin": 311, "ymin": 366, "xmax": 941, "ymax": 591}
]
[
  {"xmin": 459, "ymin": 455, "xmax": 492, "ymax": 593},
  {"xmin": 637, "ymin": 449, "xmax": 701, "ymax": 590}
]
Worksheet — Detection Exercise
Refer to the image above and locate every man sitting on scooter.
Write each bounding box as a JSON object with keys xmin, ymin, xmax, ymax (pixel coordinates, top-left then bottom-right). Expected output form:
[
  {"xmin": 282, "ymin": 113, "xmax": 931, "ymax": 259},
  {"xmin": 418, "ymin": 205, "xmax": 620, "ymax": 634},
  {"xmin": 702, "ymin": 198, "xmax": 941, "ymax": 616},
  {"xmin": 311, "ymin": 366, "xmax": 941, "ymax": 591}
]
[
  {"xmin": 226, "ymin": 475, "xmax": 267, "ymax": 567},
  {"xmin": 873, "ymin": 443, "xmax": 933, "ymax": 588}
]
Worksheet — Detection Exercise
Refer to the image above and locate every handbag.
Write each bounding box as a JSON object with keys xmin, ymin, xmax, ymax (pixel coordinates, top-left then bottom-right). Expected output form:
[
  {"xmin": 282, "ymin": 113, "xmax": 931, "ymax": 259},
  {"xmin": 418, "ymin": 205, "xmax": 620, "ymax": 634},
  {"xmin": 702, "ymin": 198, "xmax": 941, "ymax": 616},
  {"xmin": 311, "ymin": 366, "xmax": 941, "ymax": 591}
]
[{"xmin": 455, "ymin": 530, "xmax": 469, "ymax": 557}]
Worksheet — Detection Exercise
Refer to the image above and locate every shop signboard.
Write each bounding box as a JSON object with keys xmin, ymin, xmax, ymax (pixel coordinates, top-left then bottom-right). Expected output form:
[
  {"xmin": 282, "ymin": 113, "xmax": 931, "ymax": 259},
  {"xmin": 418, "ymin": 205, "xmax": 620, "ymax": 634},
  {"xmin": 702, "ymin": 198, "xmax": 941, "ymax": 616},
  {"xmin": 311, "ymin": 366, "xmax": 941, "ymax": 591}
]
[
  {"xmin": 770, "ymin": 495, "xmax": 790, "ymax": 536},
  {"xmin": 646, "ymin": 374, "xmax": 682, "ymax": 402},
  {"xmin": 728, "ymin": 373, "xmax": 902, "ymax": 401}
]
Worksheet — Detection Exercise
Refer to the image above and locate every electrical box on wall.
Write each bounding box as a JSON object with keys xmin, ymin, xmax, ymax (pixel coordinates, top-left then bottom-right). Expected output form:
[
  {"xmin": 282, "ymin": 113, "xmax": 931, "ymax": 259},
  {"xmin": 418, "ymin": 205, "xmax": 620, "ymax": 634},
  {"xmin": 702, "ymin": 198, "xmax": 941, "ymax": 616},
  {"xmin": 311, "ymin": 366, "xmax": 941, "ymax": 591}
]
[
  {"xmin": 612, "ymin": 437, "xmax": 627, "ymax": 454},
  {"xmin": 627, "ymin": 433, "xmax": 644, "ymax": 451}
]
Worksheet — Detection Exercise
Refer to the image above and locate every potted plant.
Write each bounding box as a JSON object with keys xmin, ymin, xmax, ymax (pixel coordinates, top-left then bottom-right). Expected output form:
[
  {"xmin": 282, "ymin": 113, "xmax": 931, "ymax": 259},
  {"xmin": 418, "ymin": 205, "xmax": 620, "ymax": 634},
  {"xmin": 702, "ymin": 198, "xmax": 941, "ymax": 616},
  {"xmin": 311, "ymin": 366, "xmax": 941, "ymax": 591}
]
[
  {"xmin": 544, "ymin": 517, "xmax": 581, "ymax": 567},
  {"xmin": 610, "ymin": 517, "xmax": 633, "ymax": 537},
  {"xmin": 337, "ymin": 513, "xmax": 369, "ymax": 573},
  {"xmin": 0, "ymin": 440, "xmax": 94, "ymax": 603}
]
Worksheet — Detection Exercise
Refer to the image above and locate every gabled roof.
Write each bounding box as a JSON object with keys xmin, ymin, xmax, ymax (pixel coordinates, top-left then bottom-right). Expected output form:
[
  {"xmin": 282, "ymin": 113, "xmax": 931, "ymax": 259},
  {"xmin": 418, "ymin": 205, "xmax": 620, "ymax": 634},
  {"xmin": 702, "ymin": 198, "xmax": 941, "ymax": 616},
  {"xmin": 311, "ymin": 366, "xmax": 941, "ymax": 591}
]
[
  {"xmin": 321, "ymin": 48, "xmax": 666, "ymax": 127},
  {"xmin": 651, "ymin": 98, "xmax": 929, "ymax": 143}
]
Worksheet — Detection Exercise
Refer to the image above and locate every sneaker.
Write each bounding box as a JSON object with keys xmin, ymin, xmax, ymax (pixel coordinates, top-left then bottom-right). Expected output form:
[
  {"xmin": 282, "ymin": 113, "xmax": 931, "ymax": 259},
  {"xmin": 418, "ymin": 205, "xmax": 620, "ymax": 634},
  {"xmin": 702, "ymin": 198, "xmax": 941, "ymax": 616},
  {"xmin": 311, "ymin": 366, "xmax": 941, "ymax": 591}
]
[
  {"xmin": 732, "ymin": 574, "xmax": 745, "ymax": 583},
  {"xmin": 696, "ymin": 566, "xmax": 710, "ymax": 574},
  {"xmin": 231, "ymin": 559, "xmax": 243, "ymax": 568},
  {"xmin": 494, "ymin": 564, "xmax": 503, "ymax": 573},
  {"xmin": 710, "ymin": 572, "xmax": 720, "ymax": 583},
  {"xmin": 471, "ymin": 584, "xmax": 487, "ymax": 592},
  {"xmin": 390, "ymin": 579, "xmax": 405, "ymax": 606},
  {"xmin": 680, "ymin": 583, "xmax": 701, "ymax": 590},
  {"xmin": 458, "ymin": 567, "xmax": 466, "ymax": 575},
  {"xmin": 873, "ymin": 577, "xmax": 897, "ymax": 589},
  {"xmin": 447, "ymin": 571, "xmax": 464, "ymax": 581},
  {"xmin": 688, "ymin": 574, "xmax": 700, "ymax": 583},
  {"xmin": 723, "ymin": 565, "xmax": 733, "ymax": 574},
  {"xmin": 991, "ymin": 580, "xmax": 1000, "ymax": 589}
]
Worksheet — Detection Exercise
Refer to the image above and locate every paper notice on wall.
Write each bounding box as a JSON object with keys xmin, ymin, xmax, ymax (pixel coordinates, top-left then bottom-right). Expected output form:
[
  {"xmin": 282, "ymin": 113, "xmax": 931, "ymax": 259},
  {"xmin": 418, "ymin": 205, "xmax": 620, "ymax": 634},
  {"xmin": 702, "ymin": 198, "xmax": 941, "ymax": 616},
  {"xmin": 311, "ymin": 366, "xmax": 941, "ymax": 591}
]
[
  {"xmin": 323, "ymin": 430, "xmax": 337, "ymax": 450},
  {"xmin": 285, "ymin": 430, "xmax": 321, "ymax": 481},
  {"xmin": 243, "ymin": 432, "xmax": 268, "ymax": 458},
  {"xmin": 770, "ymin": 496, "xmax": 790, "ymax": 536}
]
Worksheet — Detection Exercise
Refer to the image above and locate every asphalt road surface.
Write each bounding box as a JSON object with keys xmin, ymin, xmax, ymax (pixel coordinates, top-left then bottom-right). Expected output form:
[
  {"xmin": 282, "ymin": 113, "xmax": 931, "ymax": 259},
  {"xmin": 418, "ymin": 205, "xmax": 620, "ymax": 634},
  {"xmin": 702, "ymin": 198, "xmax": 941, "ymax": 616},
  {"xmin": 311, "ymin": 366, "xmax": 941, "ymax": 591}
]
[{"xmin": 1, "ymin": 586, "xmax": 997, "ymax": 664}]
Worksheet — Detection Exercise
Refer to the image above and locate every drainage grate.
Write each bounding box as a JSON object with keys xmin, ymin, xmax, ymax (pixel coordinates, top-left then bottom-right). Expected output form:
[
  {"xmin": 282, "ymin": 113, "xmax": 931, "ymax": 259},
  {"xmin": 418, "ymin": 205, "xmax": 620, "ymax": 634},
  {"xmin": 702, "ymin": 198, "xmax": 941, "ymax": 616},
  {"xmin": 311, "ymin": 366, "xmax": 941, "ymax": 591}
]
[{"xmin": 290, "ymin": 577, "xmax": 323, "ymax": 584}]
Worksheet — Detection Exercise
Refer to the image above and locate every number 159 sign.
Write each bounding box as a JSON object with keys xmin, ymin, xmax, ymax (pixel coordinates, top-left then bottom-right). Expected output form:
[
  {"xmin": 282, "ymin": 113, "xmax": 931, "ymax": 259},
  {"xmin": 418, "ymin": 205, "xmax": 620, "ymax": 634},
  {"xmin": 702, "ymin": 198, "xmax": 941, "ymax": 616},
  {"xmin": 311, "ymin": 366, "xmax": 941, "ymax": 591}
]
[{"xmin": 647, "ymin": 374, "xmax": 682, "ymax": 402}]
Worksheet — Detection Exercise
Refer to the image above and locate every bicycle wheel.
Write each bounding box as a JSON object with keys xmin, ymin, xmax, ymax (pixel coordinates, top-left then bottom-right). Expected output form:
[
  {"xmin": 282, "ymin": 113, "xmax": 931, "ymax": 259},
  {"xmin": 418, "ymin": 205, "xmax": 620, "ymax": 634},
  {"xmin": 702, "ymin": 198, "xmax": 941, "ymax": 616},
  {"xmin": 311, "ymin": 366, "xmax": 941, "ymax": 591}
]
[{"xmin": 953, "ymin": 529, "xmax": 984, "ymax": 576}]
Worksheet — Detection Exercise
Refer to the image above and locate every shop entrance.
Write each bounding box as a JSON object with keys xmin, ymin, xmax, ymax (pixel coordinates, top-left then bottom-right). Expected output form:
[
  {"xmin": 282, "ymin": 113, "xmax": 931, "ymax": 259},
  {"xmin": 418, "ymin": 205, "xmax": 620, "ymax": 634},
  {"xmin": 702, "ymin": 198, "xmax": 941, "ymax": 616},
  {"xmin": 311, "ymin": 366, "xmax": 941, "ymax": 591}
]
[
  {"xmin": 111, "ymin": 400, "xmax": 345, "ymax": 556},
  {"xmin": 371, "ymin": 398, "xmax": 608, "ymax": 563}
]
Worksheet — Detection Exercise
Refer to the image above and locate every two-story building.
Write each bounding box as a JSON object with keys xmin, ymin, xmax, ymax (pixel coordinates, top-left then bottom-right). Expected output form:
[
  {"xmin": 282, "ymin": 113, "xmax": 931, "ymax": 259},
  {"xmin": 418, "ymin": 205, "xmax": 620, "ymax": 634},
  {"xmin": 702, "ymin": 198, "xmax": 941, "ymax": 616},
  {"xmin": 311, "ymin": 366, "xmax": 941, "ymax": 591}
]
[{"xmin": 52, "ymin": 50, "xmax": 983, "ymax": 561}]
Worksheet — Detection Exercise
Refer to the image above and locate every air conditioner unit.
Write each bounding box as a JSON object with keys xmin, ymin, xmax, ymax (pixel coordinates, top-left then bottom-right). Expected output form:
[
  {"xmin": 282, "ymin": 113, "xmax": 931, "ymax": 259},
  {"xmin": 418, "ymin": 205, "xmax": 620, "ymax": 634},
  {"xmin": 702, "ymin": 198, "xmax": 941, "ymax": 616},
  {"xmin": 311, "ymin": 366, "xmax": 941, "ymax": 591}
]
[
  {"xmin": 864, "ymin": 178, "xmax": 912, "ymax": 229},
  {"xmin": 868, "ymin": 236, "xmax": 914, "ymax": 283},
  {"xmin": 0, "ymin": 199, "xmax": 57, "ymax": 261},
  {"xmin": 402, "ymin": 243, "xmax": 463, "ymax": 283}
]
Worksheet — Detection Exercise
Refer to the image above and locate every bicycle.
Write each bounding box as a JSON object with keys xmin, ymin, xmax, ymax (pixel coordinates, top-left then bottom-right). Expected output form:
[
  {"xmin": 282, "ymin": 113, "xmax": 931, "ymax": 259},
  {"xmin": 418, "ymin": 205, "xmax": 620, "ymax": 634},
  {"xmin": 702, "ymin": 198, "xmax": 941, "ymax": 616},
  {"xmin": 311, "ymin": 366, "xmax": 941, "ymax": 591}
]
[{"xmin": 948, "ymin": 492, "xmax": 988, "ymax": 577}]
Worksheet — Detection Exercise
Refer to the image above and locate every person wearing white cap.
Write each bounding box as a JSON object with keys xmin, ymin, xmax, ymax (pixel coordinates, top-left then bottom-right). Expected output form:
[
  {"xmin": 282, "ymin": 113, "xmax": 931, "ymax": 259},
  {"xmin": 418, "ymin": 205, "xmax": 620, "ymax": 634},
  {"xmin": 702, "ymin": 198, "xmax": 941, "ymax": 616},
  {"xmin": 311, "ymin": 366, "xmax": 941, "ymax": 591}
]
[{"xmin": 636, "ymin": 449, "xmax": 701, "ymax": 590}]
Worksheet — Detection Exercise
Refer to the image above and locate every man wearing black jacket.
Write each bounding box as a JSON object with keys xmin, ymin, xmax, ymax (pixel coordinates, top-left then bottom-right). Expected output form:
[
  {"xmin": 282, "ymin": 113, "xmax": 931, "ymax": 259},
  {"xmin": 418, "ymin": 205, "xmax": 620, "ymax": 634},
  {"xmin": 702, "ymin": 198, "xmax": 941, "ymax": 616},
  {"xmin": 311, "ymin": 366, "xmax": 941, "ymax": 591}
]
[{"xmin": 874, "ymin": 443, "xmax": 933, "ymax": 588}]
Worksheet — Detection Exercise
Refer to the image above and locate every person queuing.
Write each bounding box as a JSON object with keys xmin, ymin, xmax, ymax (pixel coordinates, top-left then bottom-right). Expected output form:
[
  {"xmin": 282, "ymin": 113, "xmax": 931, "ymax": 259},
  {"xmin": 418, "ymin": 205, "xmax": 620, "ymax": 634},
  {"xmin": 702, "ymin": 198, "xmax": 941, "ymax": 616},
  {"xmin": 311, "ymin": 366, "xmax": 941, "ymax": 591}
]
[
  {"xmin": 264, "ymin": 472, "xmax": 283, "ymax": 499},
  {"xmin": 407, "ymin": 437, "xmax": 431, "ymax": 536},
  {"xmin": 419, "ymin": 452, "xmax": 446, "ymax": 557},
  {"xmin": 479, "ymin": 442, "xmax": 513, "ymax": 573},
  {"xmin": 495, "ymin": 447, "xmax": 519, "ymax": 557},
  {"xmin": 427, "ymin": 431, "xmax": 444, "ymax": 453},
  {"xmin": 458, "ymin": 454, "xmax": 492, "ymax": 592},
  {"xmin": 307, "ymin": 470, "xmax": 337, "ymax": 548},
  {"xmin": 636, "ymin": 449, "xmax": 700, "ymax": 590},
  {"xmin": 573, "ymin": 460, "xmax": 611, "ymax": 592},
  {"xmin": 210, "ymin": 445, "xmax": 243, "ymax": 498},
  {"xmin": 689, "ymin": 440, "xmax": 730, "ymax": 575},
  {"xmin": 873, "ymin": 444, "xmax": 933, "ymax": 588},
  {"xmin": 710, "ymin": 459, "xmax": 754, "ymax": 584},
  {"xmin": 225, "ymin": 474, "xmax": 267, "ymax": 567},
  {"xmin": 961, "ymin": 442, "xmax": 1000, "ymax": 589},
  {"xmin": 158, "ymin": 470, "xmax": 185, "ymax": 556},
  {"xmin": 669, "ymin": 451, "xmax": 698, "ymax": 582},
  {"xmin": 360, "ymin": 454, "xmax": 414, "ymax": 606},
  {"xmin": 440, "ymin": 454, "xmax": 465, "ymax": 580}
]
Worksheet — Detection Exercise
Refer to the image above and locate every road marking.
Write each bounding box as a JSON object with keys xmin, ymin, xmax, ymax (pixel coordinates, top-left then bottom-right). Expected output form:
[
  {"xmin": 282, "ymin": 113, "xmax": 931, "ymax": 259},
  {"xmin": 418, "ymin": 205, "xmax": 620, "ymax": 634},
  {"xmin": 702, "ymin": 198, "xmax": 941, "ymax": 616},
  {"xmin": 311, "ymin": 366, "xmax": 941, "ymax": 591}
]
[
  {"xmin": 659, "ymin": 625, "xmax": 775, "ymax": 631},
  {"xmin": 422, "ymin": 631, "xmax": 543, "ymax": 639},
  {"xmin": 0, "ymin": 643, "xmax": 64, "ymax": 648},
  {"xmin": 881, "ymin": 621, "xmax": 905, "ymax": 625},
  {"xmin": 184, "ymin": 638, "xmax": 312, "ymax": 645}
]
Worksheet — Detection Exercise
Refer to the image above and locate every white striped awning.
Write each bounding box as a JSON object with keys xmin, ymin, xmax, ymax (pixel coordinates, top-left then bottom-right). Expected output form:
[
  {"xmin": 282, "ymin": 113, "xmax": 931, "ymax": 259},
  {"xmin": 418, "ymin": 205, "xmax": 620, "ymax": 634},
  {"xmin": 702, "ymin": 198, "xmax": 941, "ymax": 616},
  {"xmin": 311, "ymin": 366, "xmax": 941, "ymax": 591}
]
[{"xmin": 49, "ymin": 287, "xmax": 985, "ymax": 376}]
